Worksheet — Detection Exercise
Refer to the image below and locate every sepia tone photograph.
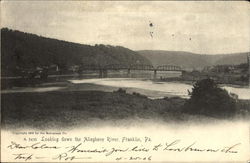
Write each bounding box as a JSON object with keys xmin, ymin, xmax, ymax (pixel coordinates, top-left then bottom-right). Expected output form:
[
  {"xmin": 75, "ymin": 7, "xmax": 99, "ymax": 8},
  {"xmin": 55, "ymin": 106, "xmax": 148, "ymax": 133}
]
[{"xmin": 1, "ymin": 0, "xmax": 250, "ymax": 162}]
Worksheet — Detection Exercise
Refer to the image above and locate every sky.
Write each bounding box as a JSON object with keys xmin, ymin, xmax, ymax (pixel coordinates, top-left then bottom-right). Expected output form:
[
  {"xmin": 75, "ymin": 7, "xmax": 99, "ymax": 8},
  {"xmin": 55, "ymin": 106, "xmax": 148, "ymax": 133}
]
[{"xmin": 1, "ymin": 1, "xmax": 250, "ymax": 54}]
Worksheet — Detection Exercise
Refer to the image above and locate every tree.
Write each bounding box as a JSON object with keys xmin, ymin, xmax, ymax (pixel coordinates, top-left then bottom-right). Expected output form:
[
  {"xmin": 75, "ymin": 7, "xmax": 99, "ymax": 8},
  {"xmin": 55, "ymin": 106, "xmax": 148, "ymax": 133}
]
[{"xmin": 184, "ymin": 78, "xmax": 236, "ymax": 118}]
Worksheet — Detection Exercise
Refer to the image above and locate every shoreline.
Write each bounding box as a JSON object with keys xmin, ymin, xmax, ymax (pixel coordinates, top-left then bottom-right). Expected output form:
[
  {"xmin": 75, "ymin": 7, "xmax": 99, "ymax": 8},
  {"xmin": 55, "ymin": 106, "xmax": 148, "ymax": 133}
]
[
  {"xmin": 2, "ymin": 89, "xmax": 250, "ymax": 129},
  {"xmin": 1, "ymin": 77, "xmax": 249, "ymax": 100}
]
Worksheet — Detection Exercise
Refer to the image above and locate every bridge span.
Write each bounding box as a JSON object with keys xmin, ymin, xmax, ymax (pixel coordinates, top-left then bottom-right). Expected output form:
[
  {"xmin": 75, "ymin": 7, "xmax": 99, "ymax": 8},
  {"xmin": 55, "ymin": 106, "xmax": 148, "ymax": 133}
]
[{"xmin": 77, "ymin": 64, "xmax": 183, "ymax": 79}]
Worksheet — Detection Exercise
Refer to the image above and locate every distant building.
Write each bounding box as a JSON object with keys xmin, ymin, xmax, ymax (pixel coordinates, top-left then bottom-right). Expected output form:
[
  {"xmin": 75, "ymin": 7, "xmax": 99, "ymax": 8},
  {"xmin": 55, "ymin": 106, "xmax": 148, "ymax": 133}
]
[{"xmin": 211, "ymin": 65, "xmax": 236, "ymax": 73}]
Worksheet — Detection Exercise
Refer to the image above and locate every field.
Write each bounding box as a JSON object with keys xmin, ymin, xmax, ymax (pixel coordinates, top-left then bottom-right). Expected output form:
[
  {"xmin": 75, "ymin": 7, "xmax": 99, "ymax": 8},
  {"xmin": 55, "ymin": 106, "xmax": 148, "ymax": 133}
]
[{"xmin": 2, "ymin": 87, "xmax": 250, "ymax": 129}]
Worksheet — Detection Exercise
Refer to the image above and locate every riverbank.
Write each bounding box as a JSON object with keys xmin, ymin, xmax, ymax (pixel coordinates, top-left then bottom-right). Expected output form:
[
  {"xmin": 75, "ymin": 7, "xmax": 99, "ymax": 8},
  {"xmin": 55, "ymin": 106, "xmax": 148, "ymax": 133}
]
[
  {"xmin": 0, "ymin": 90, "xmax": 181, "ymax": 129},
  {"xmin": 2, "ymin": 89, "xmax": 250, "ymax": 129},
  {"xmin": 2, "ymin": 77, "xmax": 250, "ymax": 100}
]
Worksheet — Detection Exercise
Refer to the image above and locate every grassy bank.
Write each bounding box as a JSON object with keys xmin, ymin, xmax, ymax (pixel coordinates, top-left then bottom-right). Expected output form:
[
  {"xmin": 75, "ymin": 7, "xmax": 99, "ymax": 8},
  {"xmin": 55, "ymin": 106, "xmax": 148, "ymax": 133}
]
[
  {"xmin": 2, "ymin": 89, "xmax": 249, "ymax": 129},
  {"xmin": 1, "ymin": 90, "xmax": 185, "ymax": 129}
]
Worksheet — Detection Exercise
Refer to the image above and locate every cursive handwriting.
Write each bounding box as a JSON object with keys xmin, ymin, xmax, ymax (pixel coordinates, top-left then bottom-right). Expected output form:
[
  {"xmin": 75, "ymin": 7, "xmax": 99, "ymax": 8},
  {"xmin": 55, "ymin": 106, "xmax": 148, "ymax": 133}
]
[
  {"xmin": 6, "ymin": 139, "xmax": 242, "ymax": 162},
  {"xmin": 53, "ymin": 152, "xmax": 92, "ymax": 161},
  {"xmin": 8, "ymin": 141, "xmax": 61, "ymax": 150},
  {"xmin": 66, "ymin": 143, "xmax": 129, "ymax": 156},
  {"xmin": 13, "ymin": 153, "xmax": 33, "ymax": 161},
  {"xmin": 66, "ymin": 143, "xmax": 108, "ymax": 154},
  {"xmin": 163, "ymin": 140, "xmax": 240, "ymax": 153}
]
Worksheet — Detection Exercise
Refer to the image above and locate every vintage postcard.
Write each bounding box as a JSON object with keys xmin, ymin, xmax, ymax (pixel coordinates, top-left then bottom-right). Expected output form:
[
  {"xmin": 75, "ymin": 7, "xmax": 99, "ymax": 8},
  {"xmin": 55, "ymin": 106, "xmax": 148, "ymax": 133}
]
[{"xmin": 1, "ymin": 1, "xmax": 250, "ymax": 162}]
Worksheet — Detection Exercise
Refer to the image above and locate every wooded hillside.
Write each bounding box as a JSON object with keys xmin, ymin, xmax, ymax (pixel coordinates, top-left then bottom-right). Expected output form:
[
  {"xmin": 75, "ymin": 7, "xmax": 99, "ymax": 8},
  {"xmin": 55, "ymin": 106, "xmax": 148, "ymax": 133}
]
[{"xmin": 1, "ymin": 28, "xmax": 151, "ymax": 76}]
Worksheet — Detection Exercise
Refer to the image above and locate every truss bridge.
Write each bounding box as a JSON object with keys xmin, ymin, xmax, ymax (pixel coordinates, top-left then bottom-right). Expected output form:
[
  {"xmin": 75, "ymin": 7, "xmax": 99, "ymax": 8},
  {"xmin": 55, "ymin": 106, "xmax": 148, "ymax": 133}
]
[{"xmin": 77, "ymin": 64, "xmax": 182, "ymax": 78}]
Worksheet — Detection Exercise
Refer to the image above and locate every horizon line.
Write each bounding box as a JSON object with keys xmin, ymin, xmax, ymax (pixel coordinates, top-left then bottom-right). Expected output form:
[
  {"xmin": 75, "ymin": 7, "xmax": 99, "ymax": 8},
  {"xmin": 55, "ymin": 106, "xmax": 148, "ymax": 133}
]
[{"xmin": 2, "ymin": 27, "xmax": 250, "ymax": 56}]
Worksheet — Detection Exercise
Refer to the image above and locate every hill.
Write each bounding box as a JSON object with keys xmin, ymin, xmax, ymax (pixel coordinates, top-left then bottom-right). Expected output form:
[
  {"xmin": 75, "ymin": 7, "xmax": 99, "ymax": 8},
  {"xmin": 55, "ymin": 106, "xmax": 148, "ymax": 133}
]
[
  {"xmin": 138, "ymin": 50, "xmax": 249, "ymax": 70},
  {"xmin": 1, "ymin": 28, "xmax": 151, "ymax": 76}
]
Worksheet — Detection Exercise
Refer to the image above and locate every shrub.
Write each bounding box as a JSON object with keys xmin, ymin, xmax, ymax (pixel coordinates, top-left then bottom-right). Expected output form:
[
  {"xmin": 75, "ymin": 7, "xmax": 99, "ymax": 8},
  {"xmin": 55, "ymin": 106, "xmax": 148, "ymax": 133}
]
[
  {"xmin": 132, "ymin": 92, "xmax": 147, "ymax": 98},
  {"xmin": 114, "ymin": 88, "xmax": 126, "ymax": 94},
  {"xmin": 184, "ymin": 78, "xmax": 236, "ymax": 118}
]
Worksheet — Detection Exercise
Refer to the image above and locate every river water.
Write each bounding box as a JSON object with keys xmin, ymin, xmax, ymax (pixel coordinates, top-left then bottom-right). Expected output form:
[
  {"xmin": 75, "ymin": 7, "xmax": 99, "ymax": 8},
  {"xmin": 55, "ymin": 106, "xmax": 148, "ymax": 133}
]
[
  {"xmin": 2, "ymin": 78, "xmax": 249, "ymax": 100},
  {"xmin": 69, "ymin": 78, "xmax": 250, "ymax": 100}
]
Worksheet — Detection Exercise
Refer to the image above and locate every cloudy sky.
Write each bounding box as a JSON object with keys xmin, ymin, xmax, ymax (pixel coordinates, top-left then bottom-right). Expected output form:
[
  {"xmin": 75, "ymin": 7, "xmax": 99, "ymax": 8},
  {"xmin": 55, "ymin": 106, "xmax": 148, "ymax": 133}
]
[{"xmin": 1, "ymin": 1, "xmax": 250, "ymax": 54}]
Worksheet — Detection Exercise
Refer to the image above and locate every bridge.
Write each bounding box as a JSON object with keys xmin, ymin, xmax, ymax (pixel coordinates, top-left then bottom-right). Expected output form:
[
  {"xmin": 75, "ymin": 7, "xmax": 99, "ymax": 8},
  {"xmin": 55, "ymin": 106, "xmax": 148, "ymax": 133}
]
[{"xmin": 77, "ymin": 64, "xmax": 182, "ymax": 78}]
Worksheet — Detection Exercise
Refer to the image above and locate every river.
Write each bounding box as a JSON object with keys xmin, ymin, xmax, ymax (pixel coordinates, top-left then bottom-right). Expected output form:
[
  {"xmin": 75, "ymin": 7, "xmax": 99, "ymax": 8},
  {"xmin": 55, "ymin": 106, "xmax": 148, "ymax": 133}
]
[
  {"xmin": 2, "ymin": 78, "xmax": 249, "ymax": 99},
  {"xmin": 69, "ymin": 78, "xmax": 250, "ymax": 100}
]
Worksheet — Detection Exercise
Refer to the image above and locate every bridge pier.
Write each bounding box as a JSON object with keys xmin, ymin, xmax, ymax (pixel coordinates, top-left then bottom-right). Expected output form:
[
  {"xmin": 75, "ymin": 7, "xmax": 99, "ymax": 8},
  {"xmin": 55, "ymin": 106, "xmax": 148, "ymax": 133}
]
[
  {"xmin": 127, "ymin": 68, "xmax": 131, "ymax": 78},
  {"xmin": 99, "ymin": 69, "xmax": 103, "ymax": 78},
  {"xmin": 99, "ymin": 69, "xmax": 108, "ymax": 78},
  {"xmin": 103, "ymin": 69, "xmax": 108, "ymax": 78},
  {"xmin": 154, "ymin": 69, "xmax": 157, "ymax": 79},
  {"xmin": 99, "ymin": 70, "xmax": 101, "ymax": 78}
]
